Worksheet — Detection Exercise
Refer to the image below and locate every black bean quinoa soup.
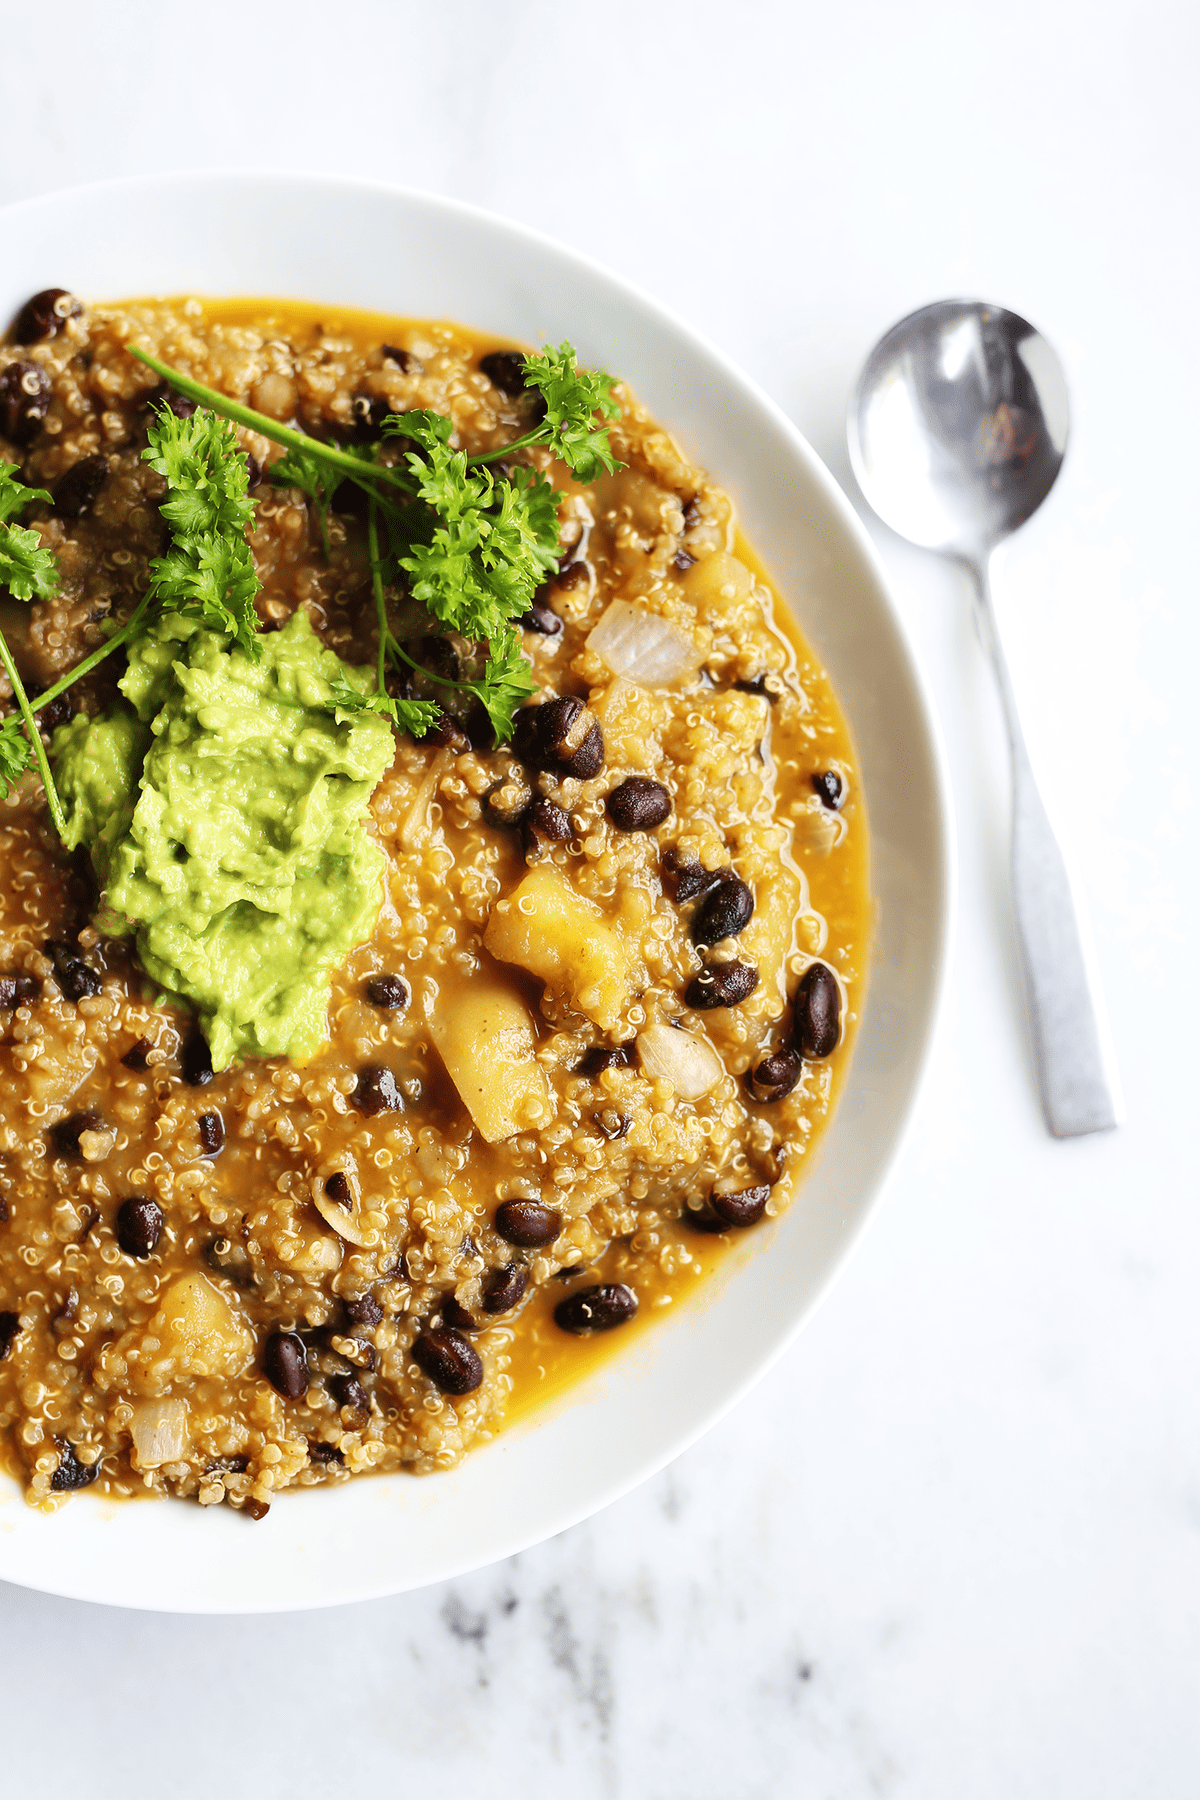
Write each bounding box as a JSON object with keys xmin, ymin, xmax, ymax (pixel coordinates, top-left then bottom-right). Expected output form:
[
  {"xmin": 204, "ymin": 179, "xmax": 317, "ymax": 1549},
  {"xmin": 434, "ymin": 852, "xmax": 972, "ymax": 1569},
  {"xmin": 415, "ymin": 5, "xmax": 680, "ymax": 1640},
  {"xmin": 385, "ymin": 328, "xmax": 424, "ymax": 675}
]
[{"xmin": 0, "ymin": 293, "xmax": 870, "ymax": 1514}]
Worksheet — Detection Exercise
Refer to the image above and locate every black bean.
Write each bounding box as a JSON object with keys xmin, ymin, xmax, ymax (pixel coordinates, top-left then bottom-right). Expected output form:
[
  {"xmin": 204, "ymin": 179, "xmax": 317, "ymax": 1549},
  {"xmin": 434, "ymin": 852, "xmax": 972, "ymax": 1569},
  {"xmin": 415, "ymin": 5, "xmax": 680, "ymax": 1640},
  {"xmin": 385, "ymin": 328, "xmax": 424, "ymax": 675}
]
[
  {"xmin": 746, "ymin": 1048, "xmax": 801, "ymax": 1103},
  {"xmin": 519, "ymin": 597, "xmax": 564, "ymax": 635},
  {"xmin": 684, "ymin": 960, "xmax": 760, "ymax": 1009},
  {"xmin": 116, "ymin": 1195, "xmax": 163, "ymax": 1258},
  {"xmin": 521, "ymin": 796, "xmax": 572, "ymax": 861},
  {"xmin": 0, "ymin": 360, "xmax": 50, "ymax": 445},
  {"xmin": 365, "ymin": 973, "xmax": 409, "ymax": 1010},
  {"xmin": 659, "ymin": 851, "xmax": 728, "ymax": 905},
  {"xmin": 555, "ymin": 560, "xmax": 589, "ymax": 591},
  {"xmin": 324, "ymin": 1172, "xmax": 352, "ymax": 1208},
  {"xmin": 0, "ymin": 1312, "xmax": 19, "ymax": 1361},
  {"xmin": 412, "ymin": 1328, "xmax": 484, "ymax": 1395},
  {"xmin": 50, "ymin": 1109, "xmax": 101, "ymax": 1159},
  {"xmin": 13, "ymin": 289, "xmax": 81, "ymax": 345},
  {"xmin": 263, "ymin": 1330, "xmax": 309, "ymax": 1399},
  {"xmin": 354, "ymin": 1063, "xmax": 404, "ymax": 1116},
  {"xmin": 309, "ymin": 1441, "xmax": 344, "ymax": 1463},
  {"xmin": 442, "ymin": 1296, "xmax": 479, "ymax": 1332},
  {"xmin": 144, "ymin": 384, "xmax": 196, "ymax": 422},
  {"xmin": 485, "ymin": 777, "xmax": 533, "ymax": 827},
  {"xmin": 121, "ymin": 1036, "xmax": 152, "ymax": 1070},
  {"xmin": 243, "ymin": 452, "xmax": 262, "ymax": 490},
  {"xmin": 49, "ymin": 1437, "xmax": 98, "ymax": 1492},
  {"xmin": 734, "ymin": 674, "xmax": 780, "ymax": 704},
  {"xmin": 0, "ymin": 972, "xmax": 39, "ymax": 1009},
  {"xmin": 330, "ymin": 1372, "xmax": 369, "ymax": 1413},
  {"xmin": 711, "ymin": 1184, "xmax": 771, "ymax": 1228},
  {"xmin": 682, "ymin": 498, "xmax": 701, "ymax": 530},
  {"xmin": 479, "ymin": 350, "xmax": 529, "ymax": 397},
  {"xmin": 349, "ymin": 392, "xmax": 391, "ymax": 439},
  {"xmin": 606, "ymin": 776, "xmax": 672, "ymax": 832},
  {"xmin": 482, "ymin": 1262, "xmax": 528, "ymax": 1315},
  {"xmin": 672, "ymin": 548, "xmax": 696, "ymax": 573},
  {"xmin": 692, "ymin": 876, "xmax": 754, "ymax": 946},
  {"xmin": 793, "ymin": 963, "xmax": 840, "ymax": 1059},
  {"xmin": 53, "ymin": 454, "xmax": 108, "ymax": 519},
  {"xmin": 575, "ymin": 1043, "xmax": 635, "ymax": 1077},
  {"xmin": 197, "ymin": 1111, "xmax": 224, "ymax": 1156},
  {"xmin": 36, "ymin": 691, "xmax": 72, "ymax": 733},
  {"xmin": 382, "ymin": 343, "xmax": 411, "ymax": 371},
  {"xmin": 554, "ymin": 1283, "xmax": 638, "ymax": 1335},
  {"xmin": 521, "ymin": 695, "xmax": 605, "ymax": 781},
  {"xmin": 495, "ymin": 1199, "xmax": 562, "ymax": 1248},
  {"xmin": 559, "ymin": 718, "xmax": 603, "ymax": 781},
  {"xmin": 181, "ymin": 1031, "xmax": 214, "ymax": 1087},
  {"xmin": 420, "ymin": 709, "xmax": 470, "ymax": 751},
  {"xmin": 44, "ymin": 938, "xmax": 101, "ymax": 1001},
  {"xmin": 812, "ymin": 770, "xmax": 844, "ymax": 809},
  {"xmin": 593, "ymin": 1107, "xmax": 632, "ymax": 1140},
  {"xmin": 345, "ymin": 1294, "xmax": 383, "ymax": 1330},
  {"xmin": 207, "ymin": 1453, "xmax": 250, "ymax": 1475}
]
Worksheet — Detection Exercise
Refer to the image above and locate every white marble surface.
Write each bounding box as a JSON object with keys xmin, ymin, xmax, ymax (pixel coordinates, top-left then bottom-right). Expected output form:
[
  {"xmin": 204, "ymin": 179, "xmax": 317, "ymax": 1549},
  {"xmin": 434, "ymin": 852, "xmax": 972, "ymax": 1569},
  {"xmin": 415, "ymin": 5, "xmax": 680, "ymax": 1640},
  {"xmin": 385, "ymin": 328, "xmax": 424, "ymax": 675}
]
[{"xmin": 1, "ymin": 1, "xmax": 1197, "ymax": 1792}]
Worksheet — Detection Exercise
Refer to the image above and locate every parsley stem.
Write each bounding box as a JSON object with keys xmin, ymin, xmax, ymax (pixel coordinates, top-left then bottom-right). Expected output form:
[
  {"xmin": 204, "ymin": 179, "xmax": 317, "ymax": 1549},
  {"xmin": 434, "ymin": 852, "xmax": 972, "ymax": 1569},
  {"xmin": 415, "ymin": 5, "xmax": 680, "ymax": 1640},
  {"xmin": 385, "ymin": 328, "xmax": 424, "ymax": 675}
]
[
  {"xmin": 467, "ymin": 427, "xmax": 547, "ymax": 466},
  {"xmin": 127, "ymin": 346, "xmax": 416, "ymax": 498},
  {"xmin": 367, "ymin": 501, "xmax": 387, "ymax": 702},
  {"xmin": 0, "ymin": 631, "xmax": 66, "ymax": 838}
]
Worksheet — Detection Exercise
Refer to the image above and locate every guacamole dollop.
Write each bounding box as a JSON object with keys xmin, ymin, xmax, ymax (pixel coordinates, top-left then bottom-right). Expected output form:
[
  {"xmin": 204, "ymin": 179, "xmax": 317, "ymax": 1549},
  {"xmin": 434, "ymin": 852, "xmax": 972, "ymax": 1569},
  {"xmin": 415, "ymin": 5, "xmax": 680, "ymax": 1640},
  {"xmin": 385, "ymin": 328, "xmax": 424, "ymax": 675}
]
[{"xmin": 53, "ymin": 610, "xmax": 395, "ymax": 1070}]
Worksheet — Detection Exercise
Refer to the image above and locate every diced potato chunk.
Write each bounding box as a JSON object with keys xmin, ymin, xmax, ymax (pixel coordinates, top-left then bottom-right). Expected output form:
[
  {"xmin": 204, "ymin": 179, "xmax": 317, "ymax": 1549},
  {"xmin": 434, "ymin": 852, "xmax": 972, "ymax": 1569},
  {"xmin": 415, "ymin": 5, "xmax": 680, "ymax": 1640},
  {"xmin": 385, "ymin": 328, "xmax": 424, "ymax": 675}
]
[
  {"xmin": 120, "ymin": 1274, "xmax": 254, "ymax": 1395},
  {"xmin": 679, "ymin": 550, "xmax": 754, "ymax": 619},
  {"xmin": 430, "ymin": 964, "xmax": 555, "ymax": 1143},
  {"xmin": 484, "ymin": 865, "xmax": 632, "ymax": 1032}
]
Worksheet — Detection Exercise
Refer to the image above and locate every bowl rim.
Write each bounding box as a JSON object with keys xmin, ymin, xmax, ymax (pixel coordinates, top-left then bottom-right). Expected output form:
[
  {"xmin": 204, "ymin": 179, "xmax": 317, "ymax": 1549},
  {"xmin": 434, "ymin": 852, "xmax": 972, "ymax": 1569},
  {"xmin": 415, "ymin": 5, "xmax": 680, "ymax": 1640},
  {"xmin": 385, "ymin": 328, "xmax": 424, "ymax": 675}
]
[{"xmin": 0, "ymin": 171, "xmax": 956, "ymax": 1611}]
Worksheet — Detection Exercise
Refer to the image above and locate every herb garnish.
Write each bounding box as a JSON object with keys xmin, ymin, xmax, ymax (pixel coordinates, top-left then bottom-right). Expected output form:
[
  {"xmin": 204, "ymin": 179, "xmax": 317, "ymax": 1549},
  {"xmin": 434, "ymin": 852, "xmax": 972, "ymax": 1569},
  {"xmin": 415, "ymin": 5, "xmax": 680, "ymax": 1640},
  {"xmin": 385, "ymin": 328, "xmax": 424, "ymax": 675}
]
[
  {"xmin": 0, "ymin": 337, "xmax": 622, "ymax": 833},
  {"xmin": 126, "ymin": 340, "xmax": 620, "ymax": 741},
  {"xmin": 141, "ymin": 407, "xmax": 263, "ymax": 658}
]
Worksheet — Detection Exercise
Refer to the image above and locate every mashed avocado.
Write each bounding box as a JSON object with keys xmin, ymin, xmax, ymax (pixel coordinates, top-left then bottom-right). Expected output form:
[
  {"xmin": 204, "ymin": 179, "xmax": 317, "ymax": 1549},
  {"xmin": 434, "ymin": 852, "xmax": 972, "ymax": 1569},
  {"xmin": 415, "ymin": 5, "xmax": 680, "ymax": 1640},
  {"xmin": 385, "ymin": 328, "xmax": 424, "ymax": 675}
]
[{"xmin": 53, "ymin": 610, "xmax": 395, "ymax": 1070}]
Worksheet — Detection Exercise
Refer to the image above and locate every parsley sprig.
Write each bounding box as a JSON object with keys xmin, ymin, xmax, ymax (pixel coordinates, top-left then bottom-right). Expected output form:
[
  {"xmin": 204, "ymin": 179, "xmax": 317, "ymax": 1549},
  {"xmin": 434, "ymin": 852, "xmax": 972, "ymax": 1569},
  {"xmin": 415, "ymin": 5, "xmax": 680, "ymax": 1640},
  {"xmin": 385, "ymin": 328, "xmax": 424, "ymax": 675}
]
[
  {"xmin": 126, "ymin": 340, "xmax": 620, "ymax": 742},
  {"xmin": 141, "ymin": 407, "xmax": 264, "ymax": 659},
  {"xmin": 0, "ymin": 462, "xmax": 67, "ymax": 824}
]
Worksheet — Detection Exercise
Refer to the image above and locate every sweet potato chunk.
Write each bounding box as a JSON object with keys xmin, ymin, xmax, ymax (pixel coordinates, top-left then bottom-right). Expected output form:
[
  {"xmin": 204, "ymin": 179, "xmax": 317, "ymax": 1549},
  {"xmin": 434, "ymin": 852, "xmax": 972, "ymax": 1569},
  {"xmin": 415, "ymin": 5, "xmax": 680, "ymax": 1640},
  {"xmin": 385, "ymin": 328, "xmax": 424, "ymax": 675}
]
[
  {"xmin": 484, "ymin": 865, "xmax": 632, "ymax": 1032},
  {"xmin": 430, "ymin": 964, "xmax": 555, "ymax": 1143}
]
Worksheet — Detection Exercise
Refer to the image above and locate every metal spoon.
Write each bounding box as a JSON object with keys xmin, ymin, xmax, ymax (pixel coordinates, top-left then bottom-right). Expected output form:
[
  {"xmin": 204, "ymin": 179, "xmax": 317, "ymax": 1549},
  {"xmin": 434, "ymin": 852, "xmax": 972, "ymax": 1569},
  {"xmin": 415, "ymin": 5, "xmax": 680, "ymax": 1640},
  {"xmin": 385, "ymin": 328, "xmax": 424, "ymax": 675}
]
[{"xmin": 848, "ymin": 299, "xmax": 1122, "ymax": 1138}]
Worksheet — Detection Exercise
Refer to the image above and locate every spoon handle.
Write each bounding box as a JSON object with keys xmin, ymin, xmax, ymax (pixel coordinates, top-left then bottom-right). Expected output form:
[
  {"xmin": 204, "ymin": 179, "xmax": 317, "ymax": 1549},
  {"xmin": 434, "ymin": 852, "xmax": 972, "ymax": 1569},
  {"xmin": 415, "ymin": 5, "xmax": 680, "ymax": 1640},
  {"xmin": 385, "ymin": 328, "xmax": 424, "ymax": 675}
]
[{"xmin": 970, "ymin": 560, "xmax": 1123, "ymax": 1137}]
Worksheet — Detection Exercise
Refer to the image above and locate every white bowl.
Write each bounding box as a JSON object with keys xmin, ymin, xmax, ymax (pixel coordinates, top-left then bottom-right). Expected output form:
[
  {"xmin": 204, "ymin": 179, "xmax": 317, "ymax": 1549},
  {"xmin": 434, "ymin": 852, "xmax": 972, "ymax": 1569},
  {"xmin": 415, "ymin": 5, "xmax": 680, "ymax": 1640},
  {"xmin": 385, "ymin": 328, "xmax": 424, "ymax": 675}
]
[{"xmin": 0, "ymin": 173, "xmax": 953, "ymax": 1612}]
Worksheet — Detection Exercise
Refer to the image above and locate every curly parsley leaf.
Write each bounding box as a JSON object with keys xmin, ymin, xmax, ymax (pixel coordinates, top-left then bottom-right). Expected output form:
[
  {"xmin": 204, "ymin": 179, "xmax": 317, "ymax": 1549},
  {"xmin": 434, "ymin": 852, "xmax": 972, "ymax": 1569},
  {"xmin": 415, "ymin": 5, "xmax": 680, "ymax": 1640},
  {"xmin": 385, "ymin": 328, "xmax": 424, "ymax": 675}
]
[
  {"xmin": 518, "ymin": 341, "xmax": 622, "ymax": 483},
  {"xmin": 384, "ymin": 418, "xmax": 560, "ymax": 644},
  {"xmin": 0, "ymin": 718, "xmax": 36, "ymax": 791},
  {"xmin": 0, "ymin": 462, "xmax": 58, "ymax": 602},
  {"xmin": 142, "ymin": 408, "xmax": 262, "ymax": 658},
  {"xmin": 328, "ymin": 675, "xmax": 441, "ymax": 739}
]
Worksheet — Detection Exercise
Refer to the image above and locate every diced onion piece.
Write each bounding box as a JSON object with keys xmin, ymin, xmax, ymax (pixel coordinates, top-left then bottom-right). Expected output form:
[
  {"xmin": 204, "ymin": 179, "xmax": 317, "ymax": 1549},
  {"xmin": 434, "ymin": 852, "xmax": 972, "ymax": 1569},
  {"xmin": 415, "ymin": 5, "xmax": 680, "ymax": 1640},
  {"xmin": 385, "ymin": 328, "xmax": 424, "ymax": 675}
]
[
  {"xmin": 636, "ymin": 1020, "xmax": 724, "ymax": 1100},
  {"xmin": 586, "ymin": 600, "xmax": 702, "ymax": 688},
  {"xmin": 130, "ymin": 1397, "xmax": 189, "ymax": 1469}
]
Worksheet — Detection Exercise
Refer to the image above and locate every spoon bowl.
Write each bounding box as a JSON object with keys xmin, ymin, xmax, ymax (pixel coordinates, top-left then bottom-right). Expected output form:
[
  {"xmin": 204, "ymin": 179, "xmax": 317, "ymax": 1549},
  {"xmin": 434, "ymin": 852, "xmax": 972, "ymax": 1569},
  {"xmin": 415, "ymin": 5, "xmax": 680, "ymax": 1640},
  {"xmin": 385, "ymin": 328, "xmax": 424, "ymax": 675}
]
[{"xmin": 849, "ymin": 299, "xmax": 1070, "ymax": 557}]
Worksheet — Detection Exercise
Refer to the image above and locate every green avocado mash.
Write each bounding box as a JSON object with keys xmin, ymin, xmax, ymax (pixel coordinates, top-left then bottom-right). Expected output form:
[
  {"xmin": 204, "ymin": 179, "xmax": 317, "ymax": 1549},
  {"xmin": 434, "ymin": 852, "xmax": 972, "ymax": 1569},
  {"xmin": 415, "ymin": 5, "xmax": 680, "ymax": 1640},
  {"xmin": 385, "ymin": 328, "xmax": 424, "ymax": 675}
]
[{"xmin": 53, "ymin": 610, "xmax": 395, "ymax": 1070}]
